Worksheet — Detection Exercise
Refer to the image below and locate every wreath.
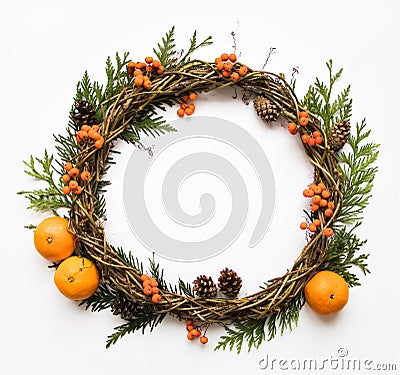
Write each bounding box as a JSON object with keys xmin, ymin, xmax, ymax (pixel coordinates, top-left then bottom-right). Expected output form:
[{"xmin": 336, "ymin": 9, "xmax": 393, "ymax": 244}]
[{"xmin": 20, "ymin": 27, "xmax": 379, "ymax": 353}]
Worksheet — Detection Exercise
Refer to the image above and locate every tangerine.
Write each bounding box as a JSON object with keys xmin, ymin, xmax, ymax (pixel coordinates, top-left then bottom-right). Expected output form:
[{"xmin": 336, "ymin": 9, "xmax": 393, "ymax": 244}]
[
  {"xmin": 33, "ymin": 216, "xmax": 75, "ymax": 261},
  {"xmin": 304, "ymin": 270, "xmax": 349, "ymax": 315},
  {"xmin": 54, "ymin": 256, "xmax": 100, "ymax": 300}
]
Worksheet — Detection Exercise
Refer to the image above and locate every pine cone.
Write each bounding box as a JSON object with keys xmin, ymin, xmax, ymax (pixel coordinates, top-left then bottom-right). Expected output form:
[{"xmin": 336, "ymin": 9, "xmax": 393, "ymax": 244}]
[
  {"xmin": 253, "ymin": 96, "xmax": 280, "ymax": 123},
  {"xmin": 218, "ymin": 268, "xmax": 242, "ymax": 298},
  {"xmin": 110, "ymin": 292, "xmax": 140, "ymax": 320},
  {"xmin": 71, "ymin": 100, "xmax": 97, "ymax": 128},
  {"xmin": 193, "ymin": 275, "xmax": 217, "ymax": 298},
  {"xmin": 328, "ymin": 120, "xmax": 351, "ymax": 152}
]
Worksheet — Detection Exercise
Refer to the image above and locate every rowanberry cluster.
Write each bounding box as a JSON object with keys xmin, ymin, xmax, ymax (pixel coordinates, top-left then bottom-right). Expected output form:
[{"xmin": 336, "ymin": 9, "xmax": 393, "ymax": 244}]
[
  {"xmin": 300, "ymin": 182, "xmax": 335, "ymax": 237},
  {"xmin": 140, "ymin": 274, "xmax": 162, "ymax": 303},
  {"xmin": 215, "ymin": 53, "xmax": 248, "ymax": 81},
  {"xmin": 61, "ymin": 163, "xmax": 91, "ymax": 195},
  {"xmin": 76, "ymin": 124, "xmax": 104, "ymax": 149},
  {"xmin": 185, "ymin": 319, "xmax": 208, "ymax": 344},
  {"xmin": 177, "ymin": 92, "xmax": 197, "ymax": 117},
  {"xmin": 127, "ymin": 56, "xmax": 165, "ymax": 90}
]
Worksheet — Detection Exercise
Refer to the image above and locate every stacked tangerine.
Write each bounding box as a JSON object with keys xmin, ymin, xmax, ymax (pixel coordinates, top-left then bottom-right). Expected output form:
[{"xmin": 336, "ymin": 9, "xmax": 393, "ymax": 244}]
[
  {"xmin": 185, "ymin": 319, "xmax": 208, "ymax": 344},
  {"xmin": 300, "ymin": 182, "xmax": 335, "ymax": 237},
  {"xmin": 215, "ymin": 53, "xmax": 248, "ymax": 81},
  {"xmin": 127, "ymin": 56, "xmax": 165, "ymax": 89},
  {"xmin": 61, "ymin": 162, "xmax": 91, "ymax": 195}
]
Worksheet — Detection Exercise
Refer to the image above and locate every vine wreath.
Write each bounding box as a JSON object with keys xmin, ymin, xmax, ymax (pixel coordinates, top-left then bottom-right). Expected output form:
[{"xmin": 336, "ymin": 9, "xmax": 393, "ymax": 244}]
[{"xmin": 21, "ymin": 27, "xmax": 379, "ymax": 353}]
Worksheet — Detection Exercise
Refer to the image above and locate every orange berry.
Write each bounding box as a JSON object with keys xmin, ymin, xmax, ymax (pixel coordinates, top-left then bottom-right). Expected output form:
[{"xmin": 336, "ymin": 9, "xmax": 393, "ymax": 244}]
[
  {"xmin": 186, "ymin": 319, "xmax": 193, "ymax": 326},
  {"xmin": 157, "ymin": 66, "xmax": 165, "ymax": 74},
  {"xmin": 92, "ymin": 132, "xmax": 102, "ymax": 141},
  {"xmin": 140, "ymin": 274, "xmax": 150, "ymax": 281},
  {"xmin": 315, "ymin": 136, "xmax": 323, "ymax": 145},
  {"xmin": 300, "ymin": 222, "xmax": 308, "ymax": 230},
  {"xmin": 177, "ymin": 108, "xmax": 185, "ymax": 117},
  {"xmin": 188, "ymin": 103, "xmax": 195, "ymax": 111},
  {"xmin": 223, "ymin": 62, "xmax": 233, "ymax": 71},
  {"xmin": 187, "ymin": 332, "xmax": 195, "ymax": 340},
  {"xmin": 310, "ymin": 204, "xmax": 320, "ymax": 212},
  {"xmin": 313, "ymin": 130, "xmax": 322, "ymax": 138},
  {"xmin": 313, "ymin": 219, "xmax": 321, "ymax": 226},
  {"xmin": 309, "ymin": 224, "xmax": 317, "ymax": 232},
  {"xmin": 152, "ymin": 293, "xmax": 161, "ymax": 303},
  {"xmin": 222, "ymin": 70, "xmax": 230, "ymax": 78},
  {"xmin": 215, "ymin": 57, "xmax": 222, "ymax": 64},
  {"xmin": 72, "ymin": 186, "xmax": 83, "ymax": 195},
  {"xmin": 190, "ymin": 329, "xmax": 201, "ymax": 337},
  {"xmin": 143, "ymin": 286, "xmax": 153, "ymax": 295},
  {"xmin": 143, "ymin": 80, "xmax": 152, "ymax": 89},
  {"xmin": 318, "ymin": 182, "xmax": 326, "ymax": 190},
  {"xmin": 94, "ymin": 138, "xmax": 104, "ymax": 149},
  {"xmin": 133, "ymin": 69, "xmax": 143, "ymax": 77},
  {"xmin": 307, "ymin": 137, "xmax": 316, "ymax": 146},
  {"xmin": 319, "ymin": 199, "xmax": 328, "ymax": 207},
  {"xmin": 81, "ymin": 125, "xmax": 91, "ymax": 132},
  {"xmin": 68, "ymin": 167, "xmax": 80, "ymax": 178},
  {"xmin": 327, "ymin": 201, "xmax": 335, "ymax": 210},
  {"xmin": 80, "ymin": 171, "xmax": 91, "ymax": 181},
  {"xmin": 303, "ymin": 189, "xmax": 314, "ymax": 198},
  {"xmin": 145, "ymin": 56, "xmax": 153, "ymax": 64},
  {"xmin": 301, "ymin": 134, "xmax": 310, "ymax": 143},
  {"xmin": 151, "ymin": 287, "xmax": 160, "ymax": 295},
  {"xmin": 145, "ymin": 65, "xmax": 153, "ymax": 73},
  {"xmin": 299, "ymin": 111, "xmax": 308, "ymax": 118},
  {"xmin": 299, "ymin": 117, "xmax": 309, "ymax": 126},
  {"xmin": 182, "ymin": 95, "xmax": 189, "ymax": 103},
  {"xmin": 189, "ymin": 92, "xmax": 197, "ymax": 101},
  {"xmin": 221, "ymin": 53, "xmax": 229, "ymax": 61},
  {"xmin": 323, "ymin": 227, "xmax": 334, "ymax": 237},
  {"xmin": 87, "ymin": 129, "xmax": 96, "ymax": 139},
  {"xmin": 313, "ymin": 186, "xmax": 322, "ymax": 194},
  {"xmin": 200, "ymin": 336, "xmax": 208, "ymax": 344},
  {"xmin": 69, "ymin": 180, "xmax": 79, "ymax": 190},
  {"xmin": 324, "ymin": 208, "xmax": 333, "ymax": 217},
  {"xmin": 91, "ymin": 125, "xmax": 100, "ymax": 132},
  {"xmin": 77, "ymin": 130, "xmax": 88, "ymax": 141},
  {"xmin": 64, "ymin": 162, "xmax": 73, "ymax": 171},
  {"xmin": 185, "ymin": 107, "xmax": 194, "ymax": 116},
  {"xmin": 216, "ymin": 61, "xmax": 224, "ymax": 70},
  {"xmin": 309, "ymin": 183, "xmax": 317, "ymax": 192},
  {"xmin": 312, "ymin": 195, "xmax": 321, "ymax": 204},
  {"xmin": 229, "ymin": 53, "xmax": 237, "ymax": 62},
  {"xmin": 62, "ymin": 186, "xmax": 71, "ymax": 195},
  {"xmin": 186, "ymin": 325, "xmax": 194, "ymax": 332},
  {"xmin": 231, "ymin": 72, "xmax": 239, "ymax": 81},
  {"xmin": 238, "ymin": 65, "xmax": 248, "ymax": 76},
  {"xmin": 127, "ymin": 61, "xmax": 135, "ymax": 75},
  {"xmin": 321, "ymin": 190, "xmax": 331, "ymax": 198},
  {"xmin": 152, "ymin": 60, "xmax": 161, "ymax": 69},
  {"xmin": 288, "ymin": 122, "xmax": 297, "ymax": 134},
  {"xmin": 134, "ymin": 75, "xmax": 144, "ymax": 87},
  {"xmin": 142, "ymin": 279, "xmax": 151, "ymax": 288},
  {"xmin": 61, "ymin": 174, "xmax": 70, "ymax": 183},
  {"xmin": 149, "ymin": 278, "xmax": 158, "ymax": 287},
  {"xmin": 180, "ymin": 103, "xmax": 188, "ymax": 110}
]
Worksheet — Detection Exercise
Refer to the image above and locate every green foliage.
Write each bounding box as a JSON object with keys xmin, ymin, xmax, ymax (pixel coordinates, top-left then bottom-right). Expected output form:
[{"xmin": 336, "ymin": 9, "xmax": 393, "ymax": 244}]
[
  {"xmin": 215, "ymin": 294, "xmax": 303, "ymax": 353},
  {"xmin": 18, "ymin": 150, "xmax": 70, "ymax": 213},
  {"xmin": 180, "ymin": 30, "xmax": 212, "ymax": 64},
  {"xmin": 80, "ymin": 283, "xmax": 117, "ymax": 312},
  {"xmin": 215, "ymin": 318, "xmax": 267, "ymax": 353},
  {"xmin": 337, "ymin": 120, "xmax": 379, "ymax": 225},
  {"xmin": 106, "ymin": 312, "xmax": 166, "ymax": 348},
  {"xmin": 302, "ymin": 59, "xmax": 352, "ymax": 132},
  {"xmin": 323, "ymin": 223, "xmax": 370, "ymax": 286}
]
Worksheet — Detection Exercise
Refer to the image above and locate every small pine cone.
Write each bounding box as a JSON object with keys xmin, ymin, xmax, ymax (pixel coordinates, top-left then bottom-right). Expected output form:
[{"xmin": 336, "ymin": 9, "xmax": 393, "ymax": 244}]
[
  {"xmin": 110, "ymin": 292, "xmax": 139, "ymax": 320},
  {"xmin": 253, "ymin": 96, "xmax": 280, "ymax": 123},
  {"xmin": 193, "ymin": 275, "xmax": 217, "ymax": 298},
  {"xmin": 71, "ymin": 100, "xmax": 97, "ymax": 128},
  {"xmin": 218, "ymin": 268, "xmax": 242, "ymax": 298},
  {"xmin": 328, "ymin": 120, "xmax": 351, "ymax": 152}
]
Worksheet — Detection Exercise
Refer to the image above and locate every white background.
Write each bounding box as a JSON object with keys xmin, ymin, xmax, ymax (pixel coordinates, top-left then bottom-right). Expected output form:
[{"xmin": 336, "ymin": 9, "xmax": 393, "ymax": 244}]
[{"xmin": 1, "ymin": 1, "xmax": 399, "ymax": 374}]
